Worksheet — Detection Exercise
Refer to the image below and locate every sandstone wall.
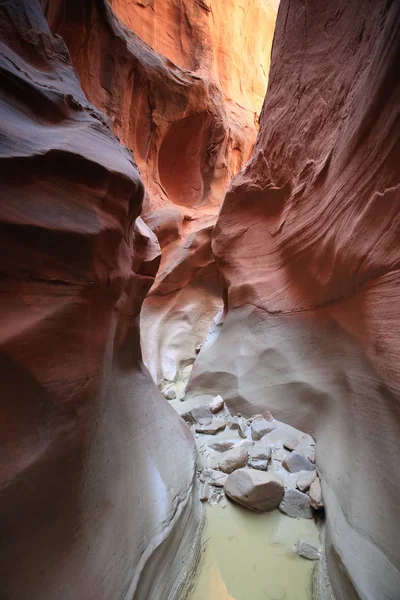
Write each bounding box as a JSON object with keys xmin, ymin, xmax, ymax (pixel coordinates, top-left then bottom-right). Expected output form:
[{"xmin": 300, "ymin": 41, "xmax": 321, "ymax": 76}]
[
  {"xmin": 0, "ymin": 2, "xmax": 200, "ymax": 598},
  {"xmin": 188, "ymin": 1, "xmax": 400, "ymax": 598},
  {"xmin": 44, "ymin": 0, "xmax": 278, "ymax": 394}
]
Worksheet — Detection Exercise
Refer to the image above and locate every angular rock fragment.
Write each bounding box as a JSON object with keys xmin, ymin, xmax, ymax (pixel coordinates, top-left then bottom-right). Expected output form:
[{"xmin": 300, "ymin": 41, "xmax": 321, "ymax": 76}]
[
  {"xmin": 279, "ymin": 489, "xmax": 313, "ymax": 519},
  {"xmin": 249, "ymin": 443, "xmax": 271, "ymax": 461},
  {"xmin": 227, "ymin": 415, "xmax": 250, "ymax": 438},
  {"xmin": 200, "ymin": 468, "xmax": 228, "ymax": 488},
  {"xmin": 195, "ymin": 419, "xmax": 226, "ymax": 435},
  {"xmin": 296, "ymin": 470, "xmax": 317, "ymax": 492},
  {"xmin": 296, "ymin": 540, "xmax": 320, "ymax": 560},
  {"xmin": 247, "ymin": 414, "xmax": 263, "ymax": 423},
  {"xmin": 282, "ymin": 452, "xmax": 316, "ymax": 473},
  {"xmin": 263, "ymin": 411, "xmax": 274, "ymax": 422},
  {"xmin": 208, "ymin": 395, "xmax": 224, "ymax": 414},
  {"xmin": 208, "ymin": 439, "xmax": 236, "ymax": 453},
  {"xmin": 224, "ymin": 468, "xmax": 284, "ymax": 512},
  {"xmin": 183, "ymin": 405, "xmax": 214, "ymax": 425},
  {"xmin": 298, "ymin": 445, "xmax": 316, "ymax": 463},
  {"xmin": 211, "ymin": 444, "xmax": 250, "ymax": 474},
  {"xmin": 309, "ymin": 477, "xmax": 324, "ymax": 510},
  {"xmin": 248, "ymin": 459, "xmax": 269, "ymax": 471},
  {"xmin": 199, "ymin": 482, "xmax": 210, "ymax": 502},
  {"xmin": 283, "ymin": 437, "xmax": 299, "ymax": 451},
  {"xmin": 250, "ymin": 418, "xmax": 276, "ymax": 440}
]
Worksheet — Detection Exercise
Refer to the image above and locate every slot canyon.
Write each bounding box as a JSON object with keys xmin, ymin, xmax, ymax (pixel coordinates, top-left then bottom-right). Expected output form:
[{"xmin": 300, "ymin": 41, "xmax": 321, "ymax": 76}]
[{"xmin": 0, "ymin": 0, "xmax": 399, "ymax": 599}]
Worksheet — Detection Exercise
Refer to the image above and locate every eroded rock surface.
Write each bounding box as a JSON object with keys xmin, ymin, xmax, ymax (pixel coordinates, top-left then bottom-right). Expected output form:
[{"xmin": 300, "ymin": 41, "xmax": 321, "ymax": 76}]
[
  {"xmin": 187, "ymin": 1, "xmax": 400, "ymax": 598},
  {"xmin": 44, "ymin": 0, "xmax": 279, "ymax": 398},
  {"xmin": 0, "ymin": 2, "xmax": 200, "ymax": 599}
]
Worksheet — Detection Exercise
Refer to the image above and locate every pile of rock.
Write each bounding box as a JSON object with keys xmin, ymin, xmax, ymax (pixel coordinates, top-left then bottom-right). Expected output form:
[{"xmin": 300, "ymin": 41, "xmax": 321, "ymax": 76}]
[{"xmin": 182, "ymin": 396, "xmax": 324, "ymax": 520}]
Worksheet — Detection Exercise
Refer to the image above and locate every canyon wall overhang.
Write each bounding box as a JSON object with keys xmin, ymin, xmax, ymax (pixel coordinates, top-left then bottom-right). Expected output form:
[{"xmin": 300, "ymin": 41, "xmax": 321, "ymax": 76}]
[
  {"xmin": 188, "ymin": 1, "xmax": 400, "ymax": 598},
  {"xmin": 0, "ymin": 2, "xmax": 200, "ymax": 598}
]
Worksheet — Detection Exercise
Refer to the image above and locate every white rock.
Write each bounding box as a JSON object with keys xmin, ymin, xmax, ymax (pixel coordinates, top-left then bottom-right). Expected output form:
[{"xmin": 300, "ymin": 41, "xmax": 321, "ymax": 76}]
[
  {"xmin": 248, "ymin": 459, "xmax": 269, "ymax": 471},
  {"xmin": 279, "ymin": 488, "xmax": 313, "ymax": 519},
  {"xmin": 224, "ymin": 468, "xmax": 284, "ymax": 512},
  {"xmin": 263, "ymin": 411, "xmax": 274, "ymax": 421},
  {"xmin": 282, "ymin": 452, "xmax": 316, "ymax": 473},
  {"xmin": 296, "ymin": 540, "xmax": 321, "ymax": 560},
  {"xmin": 200, "ymin": 468, "xmax": 228, "ymax": 487},
  {"xmin": 213, "ymin": 310, "xmax": 225, "ymax": 325},
  {"xmin": 296, "ymin": 470, "xmax": 317, "ymax": 492},
  {"xmin": 208, "ymin": 395, "xmax": 224, "ymax": 414},
  {"xmin": 299, "ymin": 445, "xmax": 316, "ymax": 463},
  {"xmin": 309, "ymin": 477, "xmax": 324, "ymax": 510},
  {"xmin": 250, "ymin": 418, "xmax": 276, "ymax": 440},
  {"xmin": 211, "ymin": 444, "xmax": 250, "ymax": 474},
  {"xmin": 227, "ymin": 415, "xmax": 250, "ymax": 438},
  {"xmin": 195, "ymin": 419, "xmax": 226, "ymax": 435},
  {"xmin": 163, "ymin": 385, "xmax": 177, "ymax": 400},
  {"xmin": 249, "ymin": 443, "xmax": 272, "ymax": 461},
  {"xmin": 283, "ymin": 437, "xmax": 299, "ymax": 451},
  {"xmin": 199, "ymin": 482, "xmax": 210, "ymax": 502}
]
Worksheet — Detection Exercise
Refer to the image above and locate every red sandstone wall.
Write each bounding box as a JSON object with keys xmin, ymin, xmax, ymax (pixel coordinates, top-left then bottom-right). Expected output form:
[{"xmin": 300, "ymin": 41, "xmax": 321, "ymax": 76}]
[
  {"xmin": 0, "ymin": 2, "xmax": 200, "ymax": 598},
  {"xmin": 188, "ymin": 1, "xmax": 400, "ymax": 598},
  {"xmin": 44, "ymin": 0, "xmax": 278, "ymax": 392}
]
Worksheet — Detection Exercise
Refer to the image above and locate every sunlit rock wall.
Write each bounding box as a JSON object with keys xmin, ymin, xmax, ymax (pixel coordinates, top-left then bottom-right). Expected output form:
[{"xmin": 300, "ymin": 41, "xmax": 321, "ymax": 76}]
[
  {"xmin": 0, "ymin": 2, "xmax": 200, "ymax": 598},
  {"xmin": 45, "ymin": 0, "xmax": 278, "ymax": 394},
  {"xmin": 188, "ymin": 1, "xmax": 400, "ymax": 598}
]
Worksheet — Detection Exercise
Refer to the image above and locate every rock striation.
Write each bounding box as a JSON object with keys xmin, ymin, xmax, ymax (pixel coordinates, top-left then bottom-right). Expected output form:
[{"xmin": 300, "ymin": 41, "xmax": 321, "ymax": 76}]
[
  {"xmin": 188, "ymin": 1, "xmax": 400, "ymax": 599},
  {"xmin": 0, "ymin": 2, "xmax": 201, "ymax": 599}
]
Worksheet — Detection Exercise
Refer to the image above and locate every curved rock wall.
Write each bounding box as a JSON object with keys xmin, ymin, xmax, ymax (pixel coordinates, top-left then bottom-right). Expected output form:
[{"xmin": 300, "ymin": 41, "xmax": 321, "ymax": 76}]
[
  {"xmin": 0, "ymin": 2, "xmax": 200, "ymax": 598},
  {"xmin": 188, "ymin": 1, "xmax": 400, "ymax": 598},
  {"xmin": 44, "ymin": 0, "xmax": 278, "ymax": 394}
]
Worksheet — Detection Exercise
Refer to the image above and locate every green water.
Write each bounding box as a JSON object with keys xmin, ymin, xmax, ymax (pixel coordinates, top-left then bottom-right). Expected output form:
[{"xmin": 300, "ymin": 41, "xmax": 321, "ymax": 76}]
[{"xmin": 189, "ymin": 501, "xmax": 319, "ymax": 600}]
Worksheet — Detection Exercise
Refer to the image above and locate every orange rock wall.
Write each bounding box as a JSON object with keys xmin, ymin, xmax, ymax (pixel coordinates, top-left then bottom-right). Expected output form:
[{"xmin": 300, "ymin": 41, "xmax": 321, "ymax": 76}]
[
  {"xmin": 188, "ymin": 1, "xmax": 400, "ymax": 598},
  {"xmin": 48, "ymin": 0, "xmax": 278, "ymax": 390},
  {"xmin": 109, "ymin": 0, "xmax": 278, "ymax": 116}
]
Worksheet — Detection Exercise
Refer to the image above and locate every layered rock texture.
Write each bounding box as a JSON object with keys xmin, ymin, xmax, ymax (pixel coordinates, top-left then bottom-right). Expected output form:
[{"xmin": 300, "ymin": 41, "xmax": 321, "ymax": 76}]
[
  {"xmin": 189, "ymin": 1, "xmax": 400, "ymax": 599},
  {"xmin": 44, "ymin": 0, "xmax": 278, "ymax": 394},
  {"xmin": 0, "ymin": 2, "xmax": 200, "ymax": 598}
]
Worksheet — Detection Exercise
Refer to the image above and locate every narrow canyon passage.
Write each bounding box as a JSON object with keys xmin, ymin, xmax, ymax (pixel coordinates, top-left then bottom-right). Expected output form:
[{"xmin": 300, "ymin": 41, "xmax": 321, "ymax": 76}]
[{"xmin": 0, "ymin": 1, "xmax": 399, "ymax": 600}]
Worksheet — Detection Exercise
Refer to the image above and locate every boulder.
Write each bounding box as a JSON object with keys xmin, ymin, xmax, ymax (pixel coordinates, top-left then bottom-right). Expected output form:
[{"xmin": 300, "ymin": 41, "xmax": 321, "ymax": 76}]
[
  {"xmin": 227, "ymin": 415, "xmax": 250, "ymax": 438},
  {"xmin": 296, "ymin": 540, "xmax": 321, "ymax": 560},
  {"xmin": 309, "ymin": 477, "xmax": 324, "ymax": 510},
  {"xmin": 211, "ymin": 444, "xmax": 250, "ymax": 474},
  {"xmin": 224, "ymin": 468, "xmax": 284, "ymax": 512},
  {"xmin": 250, "ymin": 418, "xmax": 276, "ymax": 440},
  {"xmin": 282, "ymin": 452, "xmax": 316, "ymax": 473},
  {"xmin": 195, "ymin": 419, "xmax": 226, "ymax": 435},
  {"xmin": 296, "ymin": 470, "xmax": 317, "ymax": 492},
  {"xmin": 279, "ymin": 489, "xmax": 313, "ymax": 519},
  {"xmin": 182, "ymin": 404, "xmax": 213, "ymax": 425},
  {"xmin": 200, "ymin": 468, "xmax": 228, "ymax": 488},
  {"xmin": 208, "ymin": 395, "xmax": 225, "ymax": 413}
]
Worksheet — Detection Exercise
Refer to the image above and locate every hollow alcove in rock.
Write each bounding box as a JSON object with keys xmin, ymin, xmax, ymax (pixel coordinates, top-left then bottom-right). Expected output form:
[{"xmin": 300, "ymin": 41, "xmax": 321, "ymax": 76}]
[{"xmin": 158, "ymin": 111, "xmax": 217, "ymax": 208}]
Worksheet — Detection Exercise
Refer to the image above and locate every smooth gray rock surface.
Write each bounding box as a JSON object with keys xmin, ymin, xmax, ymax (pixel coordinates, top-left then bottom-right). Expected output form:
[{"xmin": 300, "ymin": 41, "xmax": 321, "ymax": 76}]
[
  {"xmin": 279, "ymin": 489, "xmax": 313, "ymax": 519},
  {"xmin": 224, "ymin": 468, "xmax": 284, "ymax": 512}
]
